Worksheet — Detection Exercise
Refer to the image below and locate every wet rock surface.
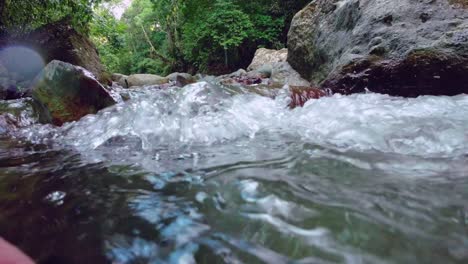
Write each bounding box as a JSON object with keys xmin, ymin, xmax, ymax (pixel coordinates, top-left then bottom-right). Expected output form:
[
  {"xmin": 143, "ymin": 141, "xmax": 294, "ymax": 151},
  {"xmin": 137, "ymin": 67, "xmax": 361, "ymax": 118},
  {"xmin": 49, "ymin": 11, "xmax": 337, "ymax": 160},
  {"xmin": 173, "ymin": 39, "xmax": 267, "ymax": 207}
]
[
  {"xmin": 31, "ymin": 60, "xmax": 116, "ymax": 126},
  {"xmin": 0, "ymin": 98, "xmax": 38, "ymax": 134},
  {"xmin": 288, "ymin": 86, "xmax": 328, "ymax": 108},
  {"xmin": 287, "ymin": 0, "xmax": 468, "ymax": 96}
]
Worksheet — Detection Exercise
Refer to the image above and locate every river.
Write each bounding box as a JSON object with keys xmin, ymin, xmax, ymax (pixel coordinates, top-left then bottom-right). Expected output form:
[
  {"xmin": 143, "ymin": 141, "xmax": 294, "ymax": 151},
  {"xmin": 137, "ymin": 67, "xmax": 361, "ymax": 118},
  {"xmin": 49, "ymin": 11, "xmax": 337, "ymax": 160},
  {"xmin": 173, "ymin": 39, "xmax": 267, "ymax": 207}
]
[{"xmin": 0, "ymin": 80, "xmax": 467, "ymax": 263}]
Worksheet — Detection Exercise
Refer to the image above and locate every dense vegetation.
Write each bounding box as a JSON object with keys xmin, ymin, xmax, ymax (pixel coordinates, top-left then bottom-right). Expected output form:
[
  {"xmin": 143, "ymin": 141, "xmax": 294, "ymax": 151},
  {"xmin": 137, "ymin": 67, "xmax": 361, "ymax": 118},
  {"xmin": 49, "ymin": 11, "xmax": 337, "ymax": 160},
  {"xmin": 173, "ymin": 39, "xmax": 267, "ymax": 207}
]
[
  {"xmin": 0, "ymin": 0, "xmax": 110, "ymax": 35},
  {"xmin": 91, "ymin": 0, "xmax": 309, "ymax": 75},
  {"xmin": 0, "ymin": 0, "xmax": 309, "ymax": 75}
]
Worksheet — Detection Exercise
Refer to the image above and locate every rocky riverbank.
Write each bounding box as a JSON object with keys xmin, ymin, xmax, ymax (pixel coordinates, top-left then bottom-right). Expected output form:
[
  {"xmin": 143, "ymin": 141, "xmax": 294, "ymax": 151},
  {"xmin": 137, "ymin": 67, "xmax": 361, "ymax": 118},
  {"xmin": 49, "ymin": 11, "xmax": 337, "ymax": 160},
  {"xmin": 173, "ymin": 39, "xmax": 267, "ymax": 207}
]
[{"xmin": 287, "ymin": 0, "xmax": 468, "ymax": 96}]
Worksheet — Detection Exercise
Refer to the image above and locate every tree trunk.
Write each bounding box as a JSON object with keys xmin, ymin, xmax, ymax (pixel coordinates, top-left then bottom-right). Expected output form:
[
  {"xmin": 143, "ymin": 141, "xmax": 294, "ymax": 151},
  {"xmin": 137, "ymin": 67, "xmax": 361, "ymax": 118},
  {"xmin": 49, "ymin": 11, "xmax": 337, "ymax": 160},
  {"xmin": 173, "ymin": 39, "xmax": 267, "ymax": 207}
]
[
  {"xmin": 0, "ymin": 0, "xmax": 7, "ymax": 34},
  {"xmin": 224, "ymin": 47, "xmax": 228, "ymax": 67},
  {"xmin": 140, "ymin": 24, "xmax": 171, "ymax": 64}
]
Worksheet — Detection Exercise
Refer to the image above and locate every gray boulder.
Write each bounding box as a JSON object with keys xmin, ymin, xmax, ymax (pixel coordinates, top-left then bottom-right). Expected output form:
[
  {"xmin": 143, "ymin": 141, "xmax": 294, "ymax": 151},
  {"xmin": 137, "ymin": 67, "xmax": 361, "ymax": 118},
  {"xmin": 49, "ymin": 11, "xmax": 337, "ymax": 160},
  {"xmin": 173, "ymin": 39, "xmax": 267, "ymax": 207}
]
[
  {"xmin": 270, "ymin": 62, "xmax": 310, "ymax": 87},
  {"xmin": 126, "ymin": 74, "xmax": 168, "ymax": 87},
  {"xmin": 287, "ymin": 0, "xmax": 468, "ymax": 97},
  {"xmin": 112, "ymin": 73, "xmax": 129, "ymax": 88},
  {"xmin": 31, "ymin": 60, "xmax": 116, "ymax": 126},
  {"xmin": 247, "ymin": 48, "xmax": 288, "ymax": 71}
]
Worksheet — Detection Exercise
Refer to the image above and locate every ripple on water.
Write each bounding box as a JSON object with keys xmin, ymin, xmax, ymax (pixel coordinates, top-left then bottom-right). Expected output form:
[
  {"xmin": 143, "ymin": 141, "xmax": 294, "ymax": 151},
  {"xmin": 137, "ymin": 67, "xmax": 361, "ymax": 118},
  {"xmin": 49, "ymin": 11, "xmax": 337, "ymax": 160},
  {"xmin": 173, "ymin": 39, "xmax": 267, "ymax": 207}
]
[{"xmin": 1, "ymin": 82, "xmax": 467, "ymax": 263}]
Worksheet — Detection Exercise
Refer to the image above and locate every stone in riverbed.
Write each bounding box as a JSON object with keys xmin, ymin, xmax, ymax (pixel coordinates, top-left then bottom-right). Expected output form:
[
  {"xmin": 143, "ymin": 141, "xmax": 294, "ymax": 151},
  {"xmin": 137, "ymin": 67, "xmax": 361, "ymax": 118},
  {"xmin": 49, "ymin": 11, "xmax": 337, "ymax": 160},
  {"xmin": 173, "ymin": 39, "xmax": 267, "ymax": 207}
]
[
  {"xmin": 112, "ymin": 73, "xmax": 129, "ymax": 88},
  {"xmin": 31, "ymin": 60, "xmax": 116, "ymax": 126},
  {"xmin": 270, "ymin": 62, "xmax": 311, "ymax": 87},
  {"xmin": 166, "ymin": 72, "xmax": 197, "ymax": 87},
  {"xmin": 126, "ymin": 74, "xmax": 169, "ymax": 87},
  {"xmin": 287, "ymin": 0, "xmax": 468, "ymax": 96}
]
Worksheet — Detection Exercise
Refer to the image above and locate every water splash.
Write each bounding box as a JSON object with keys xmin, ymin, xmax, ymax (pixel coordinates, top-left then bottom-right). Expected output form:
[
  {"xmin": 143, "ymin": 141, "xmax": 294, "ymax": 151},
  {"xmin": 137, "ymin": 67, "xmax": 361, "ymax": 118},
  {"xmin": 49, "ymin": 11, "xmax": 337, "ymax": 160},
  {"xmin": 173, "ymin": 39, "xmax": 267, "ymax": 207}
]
[{"xmin": 19, "ymin": 81, "xmax": 468, "ymax": 159}]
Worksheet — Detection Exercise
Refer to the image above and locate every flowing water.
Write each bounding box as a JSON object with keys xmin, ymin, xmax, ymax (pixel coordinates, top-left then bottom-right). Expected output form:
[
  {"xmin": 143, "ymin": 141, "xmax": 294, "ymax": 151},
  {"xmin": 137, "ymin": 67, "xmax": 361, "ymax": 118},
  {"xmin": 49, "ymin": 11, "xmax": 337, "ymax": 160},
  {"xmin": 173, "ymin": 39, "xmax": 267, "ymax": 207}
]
[{"xmin": 0, "ymin": 80, "xmax": 467, "ymax": 264}]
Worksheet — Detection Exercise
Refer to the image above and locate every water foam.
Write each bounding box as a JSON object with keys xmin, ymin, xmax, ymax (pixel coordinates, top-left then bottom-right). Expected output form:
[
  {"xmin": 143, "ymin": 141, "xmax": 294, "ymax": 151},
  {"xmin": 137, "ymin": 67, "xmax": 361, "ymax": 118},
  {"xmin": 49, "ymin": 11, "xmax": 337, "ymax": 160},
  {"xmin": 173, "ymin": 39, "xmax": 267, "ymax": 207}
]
[{"xmin": 19, "ymin": 81, "xmax": 468, "ymax": 159}]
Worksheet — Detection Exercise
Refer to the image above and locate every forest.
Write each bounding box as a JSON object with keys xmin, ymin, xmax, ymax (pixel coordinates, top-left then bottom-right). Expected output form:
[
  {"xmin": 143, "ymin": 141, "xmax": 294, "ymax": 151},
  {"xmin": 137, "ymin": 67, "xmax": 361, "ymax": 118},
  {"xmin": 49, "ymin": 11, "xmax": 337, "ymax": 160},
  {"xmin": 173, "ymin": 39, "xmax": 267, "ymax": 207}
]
[{"xmin": 1, "ymin": 0, "xmax": 308, "ymax": 75}]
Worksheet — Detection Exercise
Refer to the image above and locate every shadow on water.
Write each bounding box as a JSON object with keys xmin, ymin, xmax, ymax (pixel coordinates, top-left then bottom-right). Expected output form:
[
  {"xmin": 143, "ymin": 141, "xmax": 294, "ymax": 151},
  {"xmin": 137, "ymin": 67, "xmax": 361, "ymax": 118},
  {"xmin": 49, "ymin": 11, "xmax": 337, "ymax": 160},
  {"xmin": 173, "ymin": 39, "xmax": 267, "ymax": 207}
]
[
  {"xmin": 0, "ymin": 137, "xmax": 160, "ymax": 263},
  {"xmin": 0, "ymin": 134, "xmax": 467, "ymax": 264}
]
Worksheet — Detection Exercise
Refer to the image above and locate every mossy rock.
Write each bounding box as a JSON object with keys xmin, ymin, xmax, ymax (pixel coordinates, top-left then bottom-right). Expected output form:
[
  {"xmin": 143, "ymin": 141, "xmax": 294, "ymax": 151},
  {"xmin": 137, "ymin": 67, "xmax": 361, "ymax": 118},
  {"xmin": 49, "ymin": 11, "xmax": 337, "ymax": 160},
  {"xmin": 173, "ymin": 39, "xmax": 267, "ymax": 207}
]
[{"xmin": 31, "ymin": 60, "xmax": 116, "ymax": 126}]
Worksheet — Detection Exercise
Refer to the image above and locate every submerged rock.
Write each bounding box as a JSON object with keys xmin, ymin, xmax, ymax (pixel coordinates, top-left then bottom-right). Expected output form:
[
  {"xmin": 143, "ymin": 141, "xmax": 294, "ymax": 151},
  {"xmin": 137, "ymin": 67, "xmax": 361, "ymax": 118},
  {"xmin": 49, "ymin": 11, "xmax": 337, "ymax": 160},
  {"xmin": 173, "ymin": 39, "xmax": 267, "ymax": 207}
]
[
  {"xmin": 126, "ymin": 74, "xmax": 169, "ymax": 87},
  {"xmin": 31, "ymin": 60, "xmax": 116, "ymax": 126},
  {"xmin": 288, "ymin": 86, "xmax": 327, "ymax": 109},
  {"xmin": 166, "ymin": 72, "xmax": 196, "ymax": 87},
  {"xmin": 0, "ymin": 113, "xmax": 18, "ymax": 134},
  {"xmin": 287, "ymin": 0, "xmax": 468, "ymax": 96},
  {"xmin": 0, "ymin": 98, "xmax": 38, "ymax": 133}
]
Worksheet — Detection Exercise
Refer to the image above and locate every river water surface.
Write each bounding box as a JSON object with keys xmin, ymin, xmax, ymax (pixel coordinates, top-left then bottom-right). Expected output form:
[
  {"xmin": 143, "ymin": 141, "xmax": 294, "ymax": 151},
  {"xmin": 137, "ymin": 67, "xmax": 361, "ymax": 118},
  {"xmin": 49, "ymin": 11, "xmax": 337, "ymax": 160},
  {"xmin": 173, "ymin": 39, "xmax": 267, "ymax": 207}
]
[{"xmin": 0, "ymin": 81, "xmax": 467, "ymax": 263}]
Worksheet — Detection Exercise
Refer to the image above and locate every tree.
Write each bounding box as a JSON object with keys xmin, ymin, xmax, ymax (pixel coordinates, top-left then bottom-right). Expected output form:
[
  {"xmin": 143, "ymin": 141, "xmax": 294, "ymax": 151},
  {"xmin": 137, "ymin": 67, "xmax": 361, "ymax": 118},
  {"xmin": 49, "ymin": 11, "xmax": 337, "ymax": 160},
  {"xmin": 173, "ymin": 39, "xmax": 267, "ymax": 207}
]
[
  {"xmin": 206, "ymin": 1, "xmax": 253, "ymax": 67},
  {"xmin": 87, "ymin": 0, "xmax": 309, "ymax": 75},
  {"xmin": 0, "ymin": 0, "xmax": 110, "ymax": 35},
  {"xmin": 89, "ymin": 6, "xmax": 128, "ymax": 73}
]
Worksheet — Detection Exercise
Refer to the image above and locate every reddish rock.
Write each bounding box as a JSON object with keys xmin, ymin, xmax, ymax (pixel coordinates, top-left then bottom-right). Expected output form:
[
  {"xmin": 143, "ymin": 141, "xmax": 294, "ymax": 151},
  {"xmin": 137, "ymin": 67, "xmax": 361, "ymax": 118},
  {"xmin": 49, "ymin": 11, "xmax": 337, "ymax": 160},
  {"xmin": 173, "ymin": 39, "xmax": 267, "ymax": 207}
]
[{"xmin": 289, "ymin": 86, "xmax": 327, "ymax": 108}]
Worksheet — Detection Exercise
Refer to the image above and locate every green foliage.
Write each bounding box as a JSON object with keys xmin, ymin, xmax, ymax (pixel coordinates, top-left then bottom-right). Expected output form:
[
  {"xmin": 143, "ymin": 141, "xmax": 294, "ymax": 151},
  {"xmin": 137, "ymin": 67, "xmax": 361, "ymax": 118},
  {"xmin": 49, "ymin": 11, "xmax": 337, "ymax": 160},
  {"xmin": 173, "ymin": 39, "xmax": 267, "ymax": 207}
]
[
  {"xmin": 1, "ymin": 0, "xmax": 308, "ymax": 74},
  {"xmin": 89, "ymin": 6, "xmax": 128, "ymax": 73},
  {"xmin": 207, "ymin": 1, "xmax": 252, "ymax": 51},
  {"xmin": 0, "ymin": 0, "xmax": 109, "ymax": 35},
  {"xmin": 87, "ymin": 0, "xmax": 308, "ymax": 75}
]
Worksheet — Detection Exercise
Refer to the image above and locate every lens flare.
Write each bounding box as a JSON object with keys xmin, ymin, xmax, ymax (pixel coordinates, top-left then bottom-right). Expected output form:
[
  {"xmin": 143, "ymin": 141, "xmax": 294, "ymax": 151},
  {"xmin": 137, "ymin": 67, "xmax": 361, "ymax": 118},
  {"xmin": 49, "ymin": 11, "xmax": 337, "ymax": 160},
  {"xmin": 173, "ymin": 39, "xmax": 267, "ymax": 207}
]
[{"xmin": 0, "ymin": 46, "xmax": 45, "ymax": 80}]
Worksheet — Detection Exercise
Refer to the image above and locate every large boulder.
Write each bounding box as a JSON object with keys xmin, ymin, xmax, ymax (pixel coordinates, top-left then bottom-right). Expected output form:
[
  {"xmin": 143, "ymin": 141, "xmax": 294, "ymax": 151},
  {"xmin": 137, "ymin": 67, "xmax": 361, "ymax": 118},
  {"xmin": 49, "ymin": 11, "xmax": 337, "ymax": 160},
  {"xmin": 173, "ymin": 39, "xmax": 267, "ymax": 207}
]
[
  {"xmin": 126, "ymin": 74, "xmax": 168, "ymax": 87},
  {"xmin": 287, "ymin": 0, "xmax": 468, "ymax": 97},
  {"xmin": 247, "ymin": 48, "xmax": 288, "ymax": 71},
  {"xmin": 31, "ymin": 60, "xmax": 116, "ymax": 126},
  {"xmin": 0, "ymin": 18, "xmax": 111, "ymax": 85}
]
